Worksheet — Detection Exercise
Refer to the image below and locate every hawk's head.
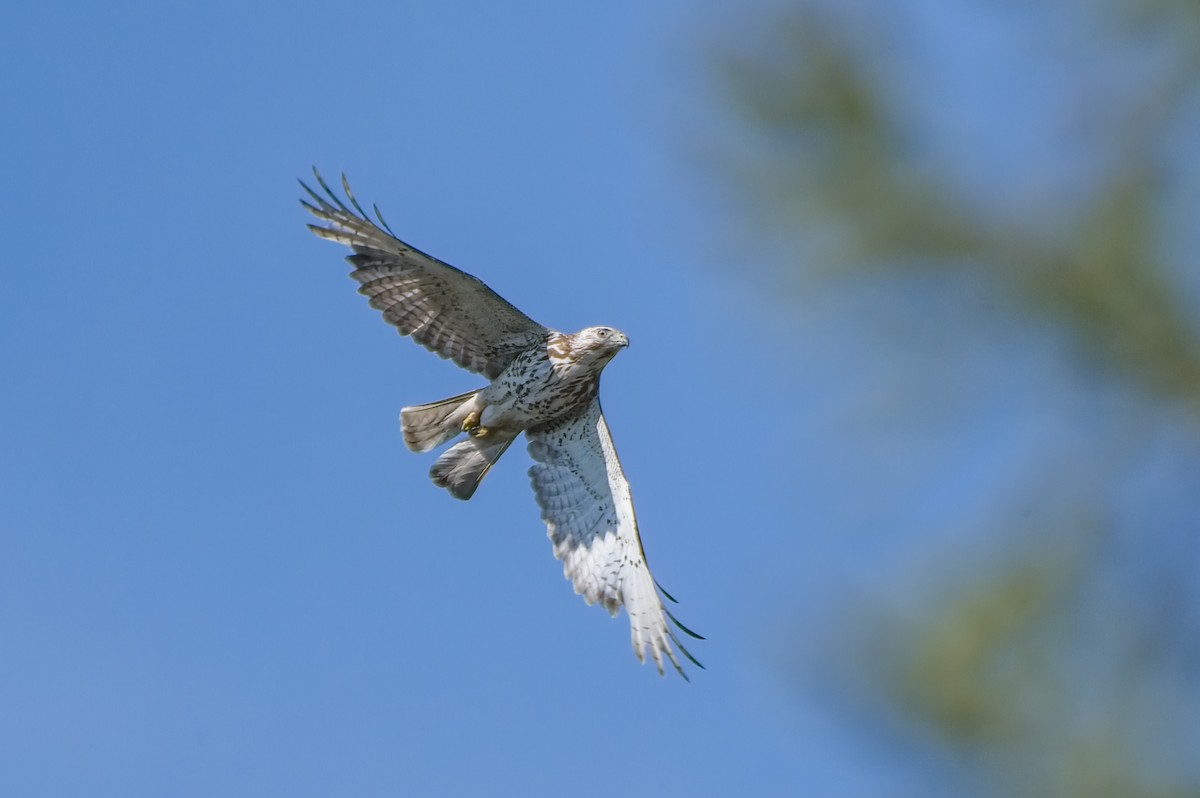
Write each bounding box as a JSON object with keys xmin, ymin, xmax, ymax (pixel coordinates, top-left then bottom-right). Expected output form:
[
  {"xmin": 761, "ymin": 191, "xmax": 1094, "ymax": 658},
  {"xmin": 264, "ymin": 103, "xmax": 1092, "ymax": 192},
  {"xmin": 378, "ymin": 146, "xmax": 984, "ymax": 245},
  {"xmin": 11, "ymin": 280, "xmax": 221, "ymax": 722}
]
[{"xmin": 570, "ymin": 326, "xmax": 629, "ymax": 367}]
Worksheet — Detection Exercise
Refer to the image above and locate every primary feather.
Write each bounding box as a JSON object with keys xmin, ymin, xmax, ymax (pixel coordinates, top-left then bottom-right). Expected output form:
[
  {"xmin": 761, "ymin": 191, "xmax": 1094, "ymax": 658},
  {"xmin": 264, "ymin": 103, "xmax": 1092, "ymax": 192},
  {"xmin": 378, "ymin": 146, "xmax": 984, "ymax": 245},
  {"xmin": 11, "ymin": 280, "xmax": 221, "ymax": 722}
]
[
  {"xmin": 302, "ymin": 168, "xmax": 702, "ymax": 677},
  {"xmin": 300, "ymin": 169, "xmax": 547, "ymax": 379}
]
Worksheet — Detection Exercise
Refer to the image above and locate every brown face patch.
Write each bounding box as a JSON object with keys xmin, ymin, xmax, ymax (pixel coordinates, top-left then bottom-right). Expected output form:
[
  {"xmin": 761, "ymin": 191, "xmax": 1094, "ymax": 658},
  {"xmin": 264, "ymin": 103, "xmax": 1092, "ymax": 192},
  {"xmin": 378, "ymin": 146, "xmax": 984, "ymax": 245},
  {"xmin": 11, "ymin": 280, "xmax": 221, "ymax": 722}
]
[{"xmin": 546, "ymin": 333, "xmax": 573, "ymax": 362}]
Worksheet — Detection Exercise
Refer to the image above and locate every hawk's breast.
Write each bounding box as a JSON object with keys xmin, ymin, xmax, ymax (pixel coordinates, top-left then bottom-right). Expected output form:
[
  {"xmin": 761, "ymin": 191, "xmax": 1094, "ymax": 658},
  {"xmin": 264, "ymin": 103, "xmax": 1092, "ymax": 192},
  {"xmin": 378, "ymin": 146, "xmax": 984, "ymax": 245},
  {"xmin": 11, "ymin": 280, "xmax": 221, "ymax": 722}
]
[{"xmin": 478, "ymin": 340, "xmax": 600, "ymax": 430}]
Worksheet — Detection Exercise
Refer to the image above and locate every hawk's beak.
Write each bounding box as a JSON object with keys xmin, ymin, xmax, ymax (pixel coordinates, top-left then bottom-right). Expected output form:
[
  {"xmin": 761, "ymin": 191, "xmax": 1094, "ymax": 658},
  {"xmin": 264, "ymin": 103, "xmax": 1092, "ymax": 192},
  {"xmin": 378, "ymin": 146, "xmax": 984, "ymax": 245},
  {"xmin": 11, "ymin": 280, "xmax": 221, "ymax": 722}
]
[{"xmin": 617, "ymin": 332, "xmax": 629, "ymax": 348}]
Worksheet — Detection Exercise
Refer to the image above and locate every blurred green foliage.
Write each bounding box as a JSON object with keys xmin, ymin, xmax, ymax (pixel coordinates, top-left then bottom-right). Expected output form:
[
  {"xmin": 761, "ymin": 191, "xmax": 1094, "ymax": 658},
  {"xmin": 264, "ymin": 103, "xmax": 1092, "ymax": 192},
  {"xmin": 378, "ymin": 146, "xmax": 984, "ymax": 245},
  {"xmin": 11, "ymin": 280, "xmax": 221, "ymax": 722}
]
[
  {"xmin": 721, "ymin": 3, "xmax": 1200, "ymax": 410},
  {"xmin": 713, "ymin": 1, "xmax": 1200, "ymax": 795}
]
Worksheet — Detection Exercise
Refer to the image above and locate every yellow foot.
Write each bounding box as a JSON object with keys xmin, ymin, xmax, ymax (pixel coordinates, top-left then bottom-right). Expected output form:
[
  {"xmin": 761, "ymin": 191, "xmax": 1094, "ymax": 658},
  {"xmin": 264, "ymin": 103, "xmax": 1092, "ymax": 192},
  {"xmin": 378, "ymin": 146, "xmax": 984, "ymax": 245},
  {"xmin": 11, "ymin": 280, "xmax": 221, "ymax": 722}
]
[{"xmin": 461, "ymin": 409, "xmax": 489, "ymax": 438}]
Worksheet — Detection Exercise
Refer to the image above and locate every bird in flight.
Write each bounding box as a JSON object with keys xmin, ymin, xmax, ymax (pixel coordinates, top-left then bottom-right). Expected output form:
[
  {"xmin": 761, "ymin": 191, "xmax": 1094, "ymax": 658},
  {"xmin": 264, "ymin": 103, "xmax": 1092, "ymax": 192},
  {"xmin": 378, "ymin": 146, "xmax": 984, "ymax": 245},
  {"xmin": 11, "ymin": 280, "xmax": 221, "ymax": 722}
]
[{"xmin": 300, "ymin": 169, "xmax": 702, "ymax": 678}]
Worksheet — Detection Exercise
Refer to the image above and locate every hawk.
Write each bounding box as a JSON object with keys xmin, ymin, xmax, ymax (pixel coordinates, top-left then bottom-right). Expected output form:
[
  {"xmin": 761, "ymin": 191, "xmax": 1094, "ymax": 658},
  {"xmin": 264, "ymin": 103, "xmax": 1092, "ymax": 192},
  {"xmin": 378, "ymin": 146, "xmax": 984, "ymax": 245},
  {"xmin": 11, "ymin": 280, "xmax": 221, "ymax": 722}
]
[{"xmin": 300, "ymin": 170, "xmax": 702, "ymax": 678}]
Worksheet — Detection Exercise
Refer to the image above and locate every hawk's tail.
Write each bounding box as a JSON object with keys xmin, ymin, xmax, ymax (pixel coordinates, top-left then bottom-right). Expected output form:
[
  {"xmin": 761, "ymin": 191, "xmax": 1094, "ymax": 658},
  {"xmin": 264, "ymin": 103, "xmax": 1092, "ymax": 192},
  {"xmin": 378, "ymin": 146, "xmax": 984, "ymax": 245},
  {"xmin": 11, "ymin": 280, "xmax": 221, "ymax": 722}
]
[
  {"xmin": 430, "ymin": 432, "xmax": 518, "ymax": 501},
  {"xmin": 400, "ymin": 390, "xmax": 481, "ymax": 453}
]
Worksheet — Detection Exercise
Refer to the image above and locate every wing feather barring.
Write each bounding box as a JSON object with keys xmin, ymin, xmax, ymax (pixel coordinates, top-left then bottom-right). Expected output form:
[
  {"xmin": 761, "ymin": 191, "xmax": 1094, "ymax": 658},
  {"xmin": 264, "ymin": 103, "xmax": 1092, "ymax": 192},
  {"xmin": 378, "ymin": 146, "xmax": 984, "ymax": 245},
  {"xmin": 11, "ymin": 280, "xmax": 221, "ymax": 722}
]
[{"xmin": 301, "ymin": 169, "xmax": 702, "ymax": 678}]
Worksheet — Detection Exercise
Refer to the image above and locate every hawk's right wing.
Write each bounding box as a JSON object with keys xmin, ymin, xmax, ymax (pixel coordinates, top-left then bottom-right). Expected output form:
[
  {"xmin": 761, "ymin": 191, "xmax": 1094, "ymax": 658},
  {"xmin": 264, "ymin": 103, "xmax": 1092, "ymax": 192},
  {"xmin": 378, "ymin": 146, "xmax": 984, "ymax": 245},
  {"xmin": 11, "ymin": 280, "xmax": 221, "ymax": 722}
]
[
  {"xmin": 526, "ymin": 397, "xmax": 703, "ymax": 678},
  {"xmin": 301, "ymin": 169, "xmax": 548, "ymax": 379}
]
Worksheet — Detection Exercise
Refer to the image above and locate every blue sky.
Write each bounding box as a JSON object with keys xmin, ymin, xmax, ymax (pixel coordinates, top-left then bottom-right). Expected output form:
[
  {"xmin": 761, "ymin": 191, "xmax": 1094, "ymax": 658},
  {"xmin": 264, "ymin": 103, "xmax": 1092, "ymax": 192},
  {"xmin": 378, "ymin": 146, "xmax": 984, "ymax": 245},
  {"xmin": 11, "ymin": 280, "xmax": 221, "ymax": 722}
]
[
  {"xmin": 6, "ymin": 1, "xmax": 1200, "ymax": 796},
  {"xmin": 0, "ymin": 3, "xmax": 837, "ymax": 795}
]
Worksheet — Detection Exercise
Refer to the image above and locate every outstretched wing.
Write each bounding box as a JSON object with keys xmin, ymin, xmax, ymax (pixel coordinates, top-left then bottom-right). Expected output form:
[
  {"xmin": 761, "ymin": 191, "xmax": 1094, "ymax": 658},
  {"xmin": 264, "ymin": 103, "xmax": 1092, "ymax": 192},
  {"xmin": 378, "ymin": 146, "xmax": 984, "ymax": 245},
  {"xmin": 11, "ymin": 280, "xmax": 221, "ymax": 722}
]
[
  {"xmin": 300, "ymin": 169, "xmax": 548, "ymax": 379},
  {"xmin": 526, "ymin": 398, "xmax": 703, "ymax": 678}
]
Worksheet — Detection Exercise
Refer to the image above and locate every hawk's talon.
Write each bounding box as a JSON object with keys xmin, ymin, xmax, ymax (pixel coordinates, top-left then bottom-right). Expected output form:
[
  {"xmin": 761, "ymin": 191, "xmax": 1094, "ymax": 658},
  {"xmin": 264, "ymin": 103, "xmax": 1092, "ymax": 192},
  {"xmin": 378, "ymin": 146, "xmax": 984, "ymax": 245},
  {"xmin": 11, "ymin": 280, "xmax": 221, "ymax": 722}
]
[
  {"xmin": 302, "ymin": 172, "xmax": 700, "ymax": 677},
  {"xmin": 461, "ymin": 408, "xmax": 489, "ymax": 437}
]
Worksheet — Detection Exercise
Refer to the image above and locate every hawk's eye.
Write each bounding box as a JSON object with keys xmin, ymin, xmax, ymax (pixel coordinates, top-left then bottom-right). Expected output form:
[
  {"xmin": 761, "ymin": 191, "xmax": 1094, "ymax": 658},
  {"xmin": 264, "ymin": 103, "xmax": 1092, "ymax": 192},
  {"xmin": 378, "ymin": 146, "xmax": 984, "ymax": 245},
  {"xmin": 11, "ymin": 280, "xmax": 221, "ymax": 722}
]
[{"xmin": 597, "ymin": 329, "xmax": 609, "ymax": 338}]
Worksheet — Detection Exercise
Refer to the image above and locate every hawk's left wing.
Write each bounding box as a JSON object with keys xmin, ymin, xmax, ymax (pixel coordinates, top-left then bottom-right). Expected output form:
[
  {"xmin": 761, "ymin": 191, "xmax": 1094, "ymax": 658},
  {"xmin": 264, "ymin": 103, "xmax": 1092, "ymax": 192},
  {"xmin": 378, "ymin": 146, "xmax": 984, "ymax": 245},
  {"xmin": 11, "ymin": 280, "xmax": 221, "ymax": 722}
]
[
  {"xmin": 526, "ymin": 398, "xmax": 703, "ymax": 678},
  {"xmin": 300, "ymin": 169, "xmax": 548, "ymax": 379}
]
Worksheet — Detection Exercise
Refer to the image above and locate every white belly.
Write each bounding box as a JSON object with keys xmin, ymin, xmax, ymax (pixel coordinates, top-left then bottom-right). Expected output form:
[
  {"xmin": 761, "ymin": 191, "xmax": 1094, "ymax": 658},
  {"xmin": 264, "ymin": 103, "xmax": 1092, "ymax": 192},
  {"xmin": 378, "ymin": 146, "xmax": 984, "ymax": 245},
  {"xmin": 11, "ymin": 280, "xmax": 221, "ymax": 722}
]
[{"xmin": 477, "ymin": 348, "xmax": 598, "ymax": 430}]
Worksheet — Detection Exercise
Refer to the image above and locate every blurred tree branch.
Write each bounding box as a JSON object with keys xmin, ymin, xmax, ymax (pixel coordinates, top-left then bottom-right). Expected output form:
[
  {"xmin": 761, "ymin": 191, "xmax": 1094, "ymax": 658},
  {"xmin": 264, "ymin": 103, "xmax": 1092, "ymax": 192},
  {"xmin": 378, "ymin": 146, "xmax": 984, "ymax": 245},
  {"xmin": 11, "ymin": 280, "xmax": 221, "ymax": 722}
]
[
  {"xmin": 711, "ymin": 1, "xmax": 1200, "ymax": 795},
  {"xmin": 718, "ymin": 1, "xmax": 1200, "ymax": 411}
]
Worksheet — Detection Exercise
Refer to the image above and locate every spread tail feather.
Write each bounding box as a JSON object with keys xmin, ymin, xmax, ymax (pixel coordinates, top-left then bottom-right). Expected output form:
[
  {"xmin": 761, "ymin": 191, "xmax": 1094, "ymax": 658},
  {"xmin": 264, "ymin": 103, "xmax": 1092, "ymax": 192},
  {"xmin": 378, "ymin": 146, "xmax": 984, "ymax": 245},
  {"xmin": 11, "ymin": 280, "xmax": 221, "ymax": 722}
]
[
  {"xmin": 400, "ymin": 390, "xmax": 481, "ymax": 453},
  {"xmin": 430, "ymin": 432, "xmax": 518, "ymax": 500}
]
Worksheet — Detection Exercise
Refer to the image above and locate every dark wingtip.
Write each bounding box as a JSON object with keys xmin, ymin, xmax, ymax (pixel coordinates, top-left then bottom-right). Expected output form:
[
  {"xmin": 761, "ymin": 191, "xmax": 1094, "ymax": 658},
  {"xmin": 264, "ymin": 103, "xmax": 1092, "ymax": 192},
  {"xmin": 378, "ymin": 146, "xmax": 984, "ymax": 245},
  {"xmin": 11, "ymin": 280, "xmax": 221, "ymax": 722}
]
[
  {"xmin": 301, "ymin": 167, "xmax": 399, "ymax": 243},
  {"xmin": 664, "ymin": 606, "xmax": 705, "ymax": 641},
  {"xmin": 673, "ymin": 633, "xmax": 706, "ymax": 671},
  {"xmin": 341, "ymin": 173, "xmax": 373, "ymax": 221},
  {"xmin": 654, "ymin": 578, "xmax": 705, "ymax": 673},
  {"xmin": 373, "ymin": 202, "xmax": 397, "ymax": 236},
  {"xmin": 298, "ymin": 175, "xmax": 328, "ymax": 208}
]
